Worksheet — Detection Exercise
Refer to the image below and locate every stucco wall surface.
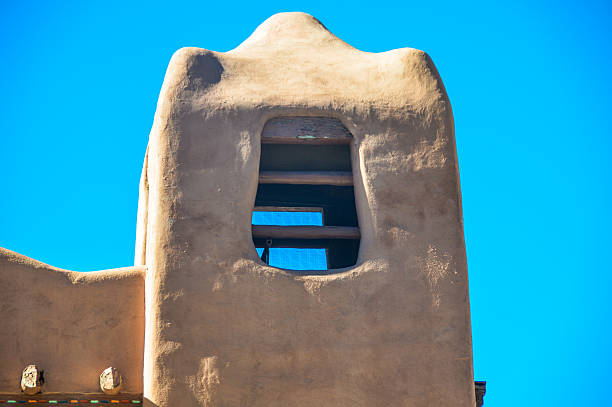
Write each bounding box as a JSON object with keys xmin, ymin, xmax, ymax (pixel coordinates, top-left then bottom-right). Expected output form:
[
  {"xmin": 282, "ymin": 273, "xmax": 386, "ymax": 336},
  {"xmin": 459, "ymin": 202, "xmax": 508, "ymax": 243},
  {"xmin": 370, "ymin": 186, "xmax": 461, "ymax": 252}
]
[
  {"xmin": 0, "ymin": 248, "xmax": 145, "ymax": 393},
  {"xmin": 141, "ymin": 12, "xmax": 474, "ymax": 407}
]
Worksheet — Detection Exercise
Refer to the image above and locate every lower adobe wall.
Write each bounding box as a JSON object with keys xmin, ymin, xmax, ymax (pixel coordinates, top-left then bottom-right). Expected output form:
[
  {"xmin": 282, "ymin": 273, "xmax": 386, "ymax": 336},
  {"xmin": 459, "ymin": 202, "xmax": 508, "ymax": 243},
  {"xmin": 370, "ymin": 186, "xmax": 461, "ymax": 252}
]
[{"xmin": 0, "ymin": 248, "xmax": 145, "ymax": 393}]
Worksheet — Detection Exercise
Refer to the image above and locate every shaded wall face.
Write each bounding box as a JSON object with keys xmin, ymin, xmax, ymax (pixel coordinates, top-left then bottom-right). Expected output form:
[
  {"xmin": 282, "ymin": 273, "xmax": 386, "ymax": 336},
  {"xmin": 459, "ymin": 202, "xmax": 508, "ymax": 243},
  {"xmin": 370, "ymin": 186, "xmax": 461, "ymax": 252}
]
[{"xmin": 142, "ymin": 30, "xmax": 474, "ymax": 407}]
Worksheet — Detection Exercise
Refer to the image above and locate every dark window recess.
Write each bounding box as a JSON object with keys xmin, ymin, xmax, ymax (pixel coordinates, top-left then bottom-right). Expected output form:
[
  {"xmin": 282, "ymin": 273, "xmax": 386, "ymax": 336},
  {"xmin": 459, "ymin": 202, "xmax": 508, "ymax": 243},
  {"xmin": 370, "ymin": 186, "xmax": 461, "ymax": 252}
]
[{"xmin": 252, "ymin": 117, "xmax": 360, "ymax": 271}]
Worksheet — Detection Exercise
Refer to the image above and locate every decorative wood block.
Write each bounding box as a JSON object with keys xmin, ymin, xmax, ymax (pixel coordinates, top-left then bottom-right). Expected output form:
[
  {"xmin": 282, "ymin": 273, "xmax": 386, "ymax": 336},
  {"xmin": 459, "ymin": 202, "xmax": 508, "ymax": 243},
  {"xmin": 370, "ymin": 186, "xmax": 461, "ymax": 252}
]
[
  {"xmin": 100, "ymin": 367, "xmax": 123, "ymax": 395},
  {"xmin": 21, "ymin": 365, "xmax": 43, "ymax": 395}
]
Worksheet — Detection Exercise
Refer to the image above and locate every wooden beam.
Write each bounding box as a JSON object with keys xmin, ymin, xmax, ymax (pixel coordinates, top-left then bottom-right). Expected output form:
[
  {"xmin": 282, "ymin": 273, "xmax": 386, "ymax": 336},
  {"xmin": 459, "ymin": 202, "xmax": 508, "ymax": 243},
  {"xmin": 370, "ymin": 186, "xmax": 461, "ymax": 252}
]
[
  {"xmin": 252, "ymin": 225, "xmax": 360, "ymax": 240},
  {"xmin": 262, "ymin": 136, "xmax": 351, "ymax": 145},
  {"xmin": 253, "ymin": 238, "xmax": 329, "ymax": 249},
  {"xmin": 259, "ymin": 171, "xmax": 353, "ymax": 186},
  {"xmin": 261, "ymin": 117, "xmax": 352, "ymax": 145},
  {"xmin": 254, "ymin": 206, "xmax": 323, "ymax": 213}
]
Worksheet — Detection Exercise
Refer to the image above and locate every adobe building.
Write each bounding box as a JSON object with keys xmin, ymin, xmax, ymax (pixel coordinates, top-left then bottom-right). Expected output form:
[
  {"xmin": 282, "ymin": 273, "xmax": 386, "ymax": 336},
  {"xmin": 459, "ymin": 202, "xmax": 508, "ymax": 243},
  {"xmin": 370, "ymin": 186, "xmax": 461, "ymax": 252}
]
[{"xmin": 0, "ymin": 12, "xmax": 484, "ymax": 407}]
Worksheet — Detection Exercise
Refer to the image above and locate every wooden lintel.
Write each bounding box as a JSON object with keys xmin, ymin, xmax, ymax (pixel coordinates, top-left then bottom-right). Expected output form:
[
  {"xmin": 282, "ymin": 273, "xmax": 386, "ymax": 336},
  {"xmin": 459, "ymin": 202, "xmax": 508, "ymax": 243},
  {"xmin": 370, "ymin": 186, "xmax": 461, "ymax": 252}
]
[
  {"xmin": 252, "ymin": 225, "xmax": 360, "ymax": 240},
  {"xmin": 261, "ymin": 116, "xmax": 352, "ymax": 145},
  {"xmin": 261, "ymin": 136, "xmax": 351, "ymax": 145},
  {"xmin": 259, "ymin": 171, "xmax": 353, "ymax": 186}
]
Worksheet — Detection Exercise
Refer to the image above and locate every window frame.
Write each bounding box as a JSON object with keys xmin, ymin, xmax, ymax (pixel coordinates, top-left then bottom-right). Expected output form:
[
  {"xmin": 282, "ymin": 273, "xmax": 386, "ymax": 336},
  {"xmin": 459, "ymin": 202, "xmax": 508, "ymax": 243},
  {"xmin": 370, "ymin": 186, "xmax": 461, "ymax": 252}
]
[{"xmin": 252, "ymin": 116, "xmax": 360, "ymax": 272}]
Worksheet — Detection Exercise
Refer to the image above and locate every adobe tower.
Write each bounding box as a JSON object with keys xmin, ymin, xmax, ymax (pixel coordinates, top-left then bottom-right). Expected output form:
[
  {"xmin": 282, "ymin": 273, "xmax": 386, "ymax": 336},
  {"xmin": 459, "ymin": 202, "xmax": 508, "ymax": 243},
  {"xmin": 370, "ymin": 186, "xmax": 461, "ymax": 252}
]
[{"xmin": 0, "ymin": 12, "xmax": 476, "ymax": 407}]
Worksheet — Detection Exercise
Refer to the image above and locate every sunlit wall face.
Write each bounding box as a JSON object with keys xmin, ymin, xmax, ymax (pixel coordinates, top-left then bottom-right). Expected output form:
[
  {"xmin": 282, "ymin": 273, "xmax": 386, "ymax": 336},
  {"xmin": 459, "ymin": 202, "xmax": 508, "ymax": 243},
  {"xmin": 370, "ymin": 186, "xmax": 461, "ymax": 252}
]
[{"xmin": 1, "ymin": 2, "xmax": 611, "ymax": 406}]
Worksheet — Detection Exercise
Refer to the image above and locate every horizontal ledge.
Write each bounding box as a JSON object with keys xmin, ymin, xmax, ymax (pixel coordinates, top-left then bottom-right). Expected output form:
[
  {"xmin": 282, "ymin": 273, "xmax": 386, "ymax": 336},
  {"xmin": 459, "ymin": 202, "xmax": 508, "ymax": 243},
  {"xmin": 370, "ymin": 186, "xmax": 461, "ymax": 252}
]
[
  {"xmin": 261, "ymin": 136, "xmax": 351, "ymax": 145},
  {"xmin": 254, "ymin": 206, "xmax": 323, "ymax": 213},
  {"xmin": 252, "ymin": 225, "xmax": 360, "ymax": 240},
  {"xmin": 254, "ymin": 238, "xmax": 337, "ymax": 248},
  {"xmin": 259, "ymin": 171, "xmax": 353, "ymax": 186}
]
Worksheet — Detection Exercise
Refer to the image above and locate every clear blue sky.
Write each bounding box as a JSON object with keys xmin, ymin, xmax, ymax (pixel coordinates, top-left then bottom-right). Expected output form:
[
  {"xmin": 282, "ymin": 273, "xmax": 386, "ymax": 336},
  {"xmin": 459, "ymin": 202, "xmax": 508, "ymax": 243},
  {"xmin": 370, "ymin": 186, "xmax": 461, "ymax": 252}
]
[{"xmin": 1, "ymin": 1, "xmax": 610, "ymax": 405}]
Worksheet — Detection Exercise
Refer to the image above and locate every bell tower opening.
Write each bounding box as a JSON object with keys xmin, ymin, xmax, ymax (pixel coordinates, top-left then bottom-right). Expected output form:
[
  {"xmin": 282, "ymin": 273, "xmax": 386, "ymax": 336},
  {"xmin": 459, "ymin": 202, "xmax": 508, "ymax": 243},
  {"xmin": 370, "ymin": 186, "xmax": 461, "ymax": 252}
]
[{"xmin": 252, "ymin": 116, "xmax": 360, "ymax": 272}]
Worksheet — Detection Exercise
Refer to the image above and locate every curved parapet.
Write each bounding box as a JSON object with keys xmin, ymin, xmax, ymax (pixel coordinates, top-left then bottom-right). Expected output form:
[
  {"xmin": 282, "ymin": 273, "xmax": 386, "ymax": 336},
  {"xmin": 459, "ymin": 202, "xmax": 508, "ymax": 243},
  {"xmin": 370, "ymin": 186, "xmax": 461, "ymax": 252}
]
[{"xmin": 0, "ymin": 248, "xmax": 145, "ymax": 393}]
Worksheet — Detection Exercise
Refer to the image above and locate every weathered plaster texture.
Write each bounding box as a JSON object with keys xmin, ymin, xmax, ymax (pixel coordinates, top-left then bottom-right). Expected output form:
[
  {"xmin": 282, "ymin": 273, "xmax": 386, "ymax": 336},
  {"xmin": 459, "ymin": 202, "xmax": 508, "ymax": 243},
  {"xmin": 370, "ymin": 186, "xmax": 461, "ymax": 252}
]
[
  {"xmin": 0, "ymin": 248, "xmax": 145, "ymax": 393},
  {"xmin": 139, "ymin": 12, "xmax": 474, "ymax": 407}
]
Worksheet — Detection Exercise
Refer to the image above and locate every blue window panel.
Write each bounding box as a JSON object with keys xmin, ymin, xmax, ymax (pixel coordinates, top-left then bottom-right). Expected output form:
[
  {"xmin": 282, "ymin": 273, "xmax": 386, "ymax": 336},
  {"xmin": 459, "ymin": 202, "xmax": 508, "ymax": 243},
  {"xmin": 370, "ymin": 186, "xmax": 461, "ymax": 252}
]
[
  {"xmin": 252, "ymin": 211, "xmax": 322, "ymax": 226},
  {"xmin": 253, "ymin": 210, "xmax": 326, "ymax": 270},
  {"xmin": 256, "ymin": 248, "xmax": 327, "ymax": 270}
]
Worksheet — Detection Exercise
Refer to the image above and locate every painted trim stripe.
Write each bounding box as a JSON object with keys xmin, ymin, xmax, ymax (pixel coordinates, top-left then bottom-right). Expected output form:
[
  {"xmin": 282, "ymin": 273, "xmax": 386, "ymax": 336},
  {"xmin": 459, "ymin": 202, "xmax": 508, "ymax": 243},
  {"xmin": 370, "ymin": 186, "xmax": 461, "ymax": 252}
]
[{"xmin": 0, "ymin": 401, "xmax": 141, "ymax": 405}]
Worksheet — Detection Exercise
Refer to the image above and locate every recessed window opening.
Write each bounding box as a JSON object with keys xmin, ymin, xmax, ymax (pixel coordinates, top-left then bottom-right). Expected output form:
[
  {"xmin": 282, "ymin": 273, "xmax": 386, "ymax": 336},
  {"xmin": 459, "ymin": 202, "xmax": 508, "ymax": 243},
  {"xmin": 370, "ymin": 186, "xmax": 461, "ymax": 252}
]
[{"xmin": 252, "ymin": 117, "xmax": 360, "ymax": 273}]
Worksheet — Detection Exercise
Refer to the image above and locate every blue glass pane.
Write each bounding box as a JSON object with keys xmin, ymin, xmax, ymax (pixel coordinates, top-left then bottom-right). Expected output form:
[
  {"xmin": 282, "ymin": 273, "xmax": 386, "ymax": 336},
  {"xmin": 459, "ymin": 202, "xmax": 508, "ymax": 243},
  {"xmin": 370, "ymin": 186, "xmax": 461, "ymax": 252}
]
[
  {"xmin": 252, "ymin": 211, "xmax": 322, "ymax": 226},
  {"xmin": 256, "ymin": 248, "xmax": 327, "ymax": 270},
  {"xmin": 253, "ymin": 210, "xmax": 326, "ymax": 270}
]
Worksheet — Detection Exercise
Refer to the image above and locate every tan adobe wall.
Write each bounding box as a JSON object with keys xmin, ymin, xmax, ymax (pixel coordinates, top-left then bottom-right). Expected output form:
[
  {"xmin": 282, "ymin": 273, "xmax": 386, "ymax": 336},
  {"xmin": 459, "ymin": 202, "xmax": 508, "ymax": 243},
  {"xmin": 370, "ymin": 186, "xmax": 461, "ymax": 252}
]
[{"xmin": 0, "ymin": 248, "xmax": 145, "ymax": 393}]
